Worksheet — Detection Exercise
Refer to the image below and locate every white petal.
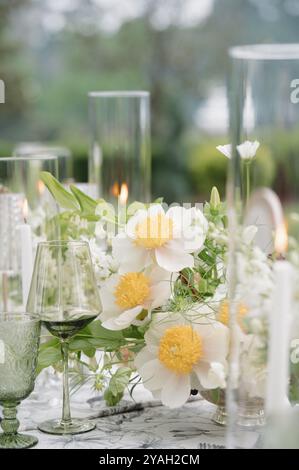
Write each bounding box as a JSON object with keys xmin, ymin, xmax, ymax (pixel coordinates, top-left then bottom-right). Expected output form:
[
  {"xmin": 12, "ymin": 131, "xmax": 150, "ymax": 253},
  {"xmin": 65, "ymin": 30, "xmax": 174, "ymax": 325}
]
[
  {"xmin": 99, "ymin": 276, "xmax": 122, "ymax": 316},
  {"xmin": 102, "ymin": 306, "xmax": 142, "ymax": 331},
  {"xmin": 143, "ymin": 266, "xmax": 174, "ymax": 310},
  {"xmin": 195, "ymin": 322, "xmax": 229, "ymax": 363},
  {"xmin": 194, "ymin": 361, "xmax": 226, "ymax": 389},
  {"xmin": 237, "ymin": 140, "xmax": 260, "ymax": 160},
  {"xmin": 144, "ymin": 312, "xmax": 184, "ymax": 352},
  {"xmin": 216, "ymin": 144, "xmax": 232, "ymax": 159},
  {"xmin": 161, "ymin": 373, "xmax": 191, "ymax": 408},
  {"xmin": 112, "ymin": 235, "xmax": 150, "ymax": 273},
  {"xmin": 155, "ymin": 240, "xmax": 194, "ymax": 271},
  {"xmin": 138, "ymin": 359, "xmax": 168, "ymax": 391},
  {"xmin": 147, "ymin": 204, "xmax": 165, "ymax": 217},
  {"xmin": 145, "ymin": 281, "xmax": 172, "ymax": 310},
  {"xmin": 184, "ymin": 208, "xmax": 208, "ymax": 252},
  {"xmin": 134, "ymin": 347, "xmax": 155, "ymax": 370},
  {"xmin": 126, "ymin": 209, "xmax": 148, "ymax": 239},
  {"xmin": 146, "ymin": 265, "xmax": 176, "ymax": 284},
  {"xmin": 184, "ymin": 229, "xmax": 206, "ymax": 253},
  {"xmin": 166, "ymin": 206, "xmax": 189, "ymax": 238}
]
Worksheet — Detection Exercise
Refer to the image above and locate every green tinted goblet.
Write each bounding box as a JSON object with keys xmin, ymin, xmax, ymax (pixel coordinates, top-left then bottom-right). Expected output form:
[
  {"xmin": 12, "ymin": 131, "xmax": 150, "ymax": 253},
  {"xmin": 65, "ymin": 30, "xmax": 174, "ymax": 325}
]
[{"xmin": 0, "ymin": 313, "xmax": 41, "ymax": 449}]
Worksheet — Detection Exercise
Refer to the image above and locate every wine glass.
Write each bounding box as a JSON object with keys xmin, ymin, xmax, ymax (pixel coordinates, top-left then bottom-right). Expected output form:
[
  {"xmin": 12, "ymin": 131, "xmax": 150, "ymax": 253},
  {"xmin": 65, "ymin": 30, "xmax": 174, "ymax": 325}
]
[
  {"xmin": 0, "ymin": 313, "xmax": 41, "ymax": 449},
  {"xmin": 27, "ymin": 240, "xmax": 102, "ymax": 435}
]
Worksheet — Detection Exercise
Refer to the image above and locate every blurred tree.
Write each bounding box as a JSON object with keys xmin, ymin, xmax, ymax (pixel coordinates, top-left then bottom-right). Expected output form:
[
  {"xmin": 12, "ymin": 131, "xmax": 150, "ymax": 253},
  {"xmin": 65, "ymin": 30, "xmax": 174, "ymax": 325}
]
[
  {"xmin": 0, "ymin": 0, "xmax": 31, "ymax": 138},
  {"xmin": 1, "ymin": 0, "xmax": 299, "ymax": 201}
]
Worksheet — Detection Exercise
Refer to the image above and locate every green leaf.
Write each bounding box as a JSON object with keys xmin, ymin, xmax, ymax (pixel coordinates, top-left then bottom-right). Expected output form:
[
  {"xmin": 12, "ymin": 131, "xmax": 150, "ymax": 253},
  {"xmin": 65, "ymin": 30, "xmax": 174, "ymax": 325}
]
[
  {"xmin": 70, "ymin": 185, "xmax": 98, "ymax": 213},
  {"xmin": 84, "ymin": 321, "xmax": 123, "ymax": 340},
  {"xmin": 107, "ymin": 367, "xmax": 132, "ymax": 399},
  {"xmin": 41, "ymin": 172, "xmax": 79, "ymax": 210},
  {"xmin": 153, "ymin": 197, "xmax": 164, "ymax": 204},
  {"xmin": 37, "ymin": 346, "xmax": 61, "ymax": 373},
  {"xmin": 69, "ymin": 338, "xmax": 96, "ymax": 357},
  {"xmin": 104, "ymin": 389, "xmax": 124, "ymax": 406},
  {"xmin": 77, "ymin": 321, "xmax": 126, "ymax": 351},
  {"xmin": 122, "ymin": 325, "xmax": 143, "ymax": 339}
]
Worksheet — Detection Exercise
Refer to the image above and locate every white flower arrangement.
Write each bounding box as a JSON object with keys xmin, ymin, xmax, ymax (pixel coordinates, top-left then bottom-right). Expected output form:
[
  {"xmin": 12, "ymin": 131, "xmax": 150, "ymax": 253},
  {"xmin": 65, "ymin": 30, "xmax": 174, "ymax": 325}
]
[{"xmin": 38, "ymin": 172, "xmax": 274, "ymax": 409}]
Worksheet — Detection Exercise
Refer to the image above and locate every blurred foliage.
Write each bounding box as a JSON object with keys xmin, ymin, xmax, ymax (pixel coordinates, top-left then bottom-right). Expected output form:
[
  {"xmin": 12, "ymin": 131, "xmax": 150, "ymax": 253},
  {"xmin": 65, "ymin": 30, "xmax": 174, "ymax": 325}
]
[{"xmin": 1, "ymin": 0, "xmax": 299, "ymax": 201}]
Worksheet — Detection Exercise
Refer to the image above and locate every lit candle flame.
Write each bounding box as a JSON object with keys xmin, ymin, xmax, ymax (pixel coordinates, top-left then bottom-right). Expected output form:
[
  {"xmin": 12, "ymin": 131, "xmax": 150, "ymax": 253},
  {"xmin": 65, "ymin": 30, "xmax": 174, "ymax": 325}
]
[
  {"xmin": 23, "ymin": 199, "xmax": 29, "ymax": 223},
  {"xmin": 119, "ymin": 183, "xmax": 129, "ymax": 205},
  {"xmin": 37, "ymin": 179, "xmax": 46, "ymax": 195},
  {"xmin": 111, "ymin": 182, "xmax": 120, "ymax": 198},
  {"xmin": 275, "ymin": 222, "xmax": 288, "ymax": 255}
]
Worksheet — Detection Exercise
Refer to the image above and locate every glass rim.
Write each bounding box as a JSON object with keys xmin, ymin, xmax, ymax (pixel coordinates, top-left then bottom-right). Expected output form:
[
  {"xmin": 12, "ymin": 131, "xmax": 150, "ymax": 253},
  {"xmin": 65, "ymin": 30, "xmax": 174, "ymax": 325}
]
[
  {"xmin": 88, "ymin": 90, "xmax": 150, "ymax": 98},
  {"xmin": 229, "ymin": 43, "xmax": 299, "ymax": 61},
  {"xmin": 14, "ymin": 146, "xmax": 71, "ymax": 158},
  {"xmin": 0, "ymin": 313, "xmax": 40, "ymax": 321},
  {"xmin": 0, "ymin": 155, "xmax": 58, "ymax": 162},
  {"xmin": 37, "ymin": 240, "xmax": 89, "ymax": 248}
]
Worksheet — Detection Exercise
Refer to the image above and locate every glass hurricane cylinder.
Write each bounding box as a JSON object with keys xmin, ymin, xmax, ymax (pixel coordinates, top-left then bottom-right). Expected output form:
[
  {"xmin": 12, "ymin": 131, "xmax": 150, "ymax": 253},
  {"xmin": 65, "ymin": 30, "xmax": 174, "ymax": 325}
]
[
  {"xmin": 13, "ymin": 142, "xmax": 73, "ymax": 182},
  {"xmin": 0, "ymin": 156, "xmax": 59, "ymax": 311},
  {"xmin": 226, "ymin": 44, "xmax": 299, "ymax": 449},
  {"xmin": 88, "ymin": 91, "xmax": 151, "ymax": 205}
]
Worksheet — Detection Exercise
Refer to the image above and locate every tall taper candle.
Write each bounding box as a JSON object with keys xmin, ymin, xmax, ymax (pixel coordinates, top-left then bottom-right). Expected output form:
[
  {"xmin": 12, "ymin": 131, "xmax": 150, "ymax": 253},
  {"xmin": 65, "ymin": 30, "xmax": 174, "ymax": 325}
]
[{"xmin": 266, "ymin": 223, "xmax": 293, "ymax": 415}]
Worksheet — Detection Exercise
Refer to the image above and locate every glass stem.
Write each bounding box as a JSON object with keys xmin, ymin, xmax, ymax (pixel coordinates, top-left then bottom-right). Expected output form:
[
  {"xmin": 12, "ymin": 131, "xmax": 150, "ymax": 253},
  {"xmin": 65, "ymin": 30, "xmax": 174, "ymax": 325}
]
[
  {"xmin": 245, "ymin": 162, "xmax": 251, "ymax": 205},
  {"xmin": 61, "ymin": 340, "xmax": 72, "ymax": 426},
  {"xmin": 1, "ymin": 402, "xmax": 19, "ymax": 435}
]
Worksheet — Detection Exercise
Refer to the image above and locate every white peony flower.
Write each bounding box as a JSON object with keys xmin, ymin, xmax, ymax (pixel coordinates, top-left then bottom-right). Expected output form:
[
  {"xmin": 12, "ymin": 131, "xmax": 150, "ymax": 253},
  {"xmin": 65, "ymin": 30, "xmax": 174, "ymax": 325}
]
[
  {"xmin": 100, "ymin": 266, "xmax": 177, "ymax": 331},
  {"xmin": 237, "ymin": 140, "xmax": 260, "ymax": 161},
  {"xmin": 113, "ymin": 204, "xmax": 208, "ymax": 273},
  {"xmin": 134, "ymin": 312, "xmax": 229, "ymax": 408},
  {"xmin": 216, "ymin": 140, "xmax": 260, "ymax": 161}
]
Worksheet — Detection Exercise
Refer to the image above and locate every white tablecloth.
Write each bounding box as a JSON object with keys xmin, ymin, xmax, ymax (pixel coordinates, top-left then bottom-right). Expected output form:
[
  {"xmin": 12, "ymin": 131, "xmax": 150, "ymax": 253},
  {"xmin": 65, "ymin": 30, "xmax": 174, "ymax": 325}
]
[{"xmin": 15, "ymin": 375, "xmax": 226, "ymax": 449}]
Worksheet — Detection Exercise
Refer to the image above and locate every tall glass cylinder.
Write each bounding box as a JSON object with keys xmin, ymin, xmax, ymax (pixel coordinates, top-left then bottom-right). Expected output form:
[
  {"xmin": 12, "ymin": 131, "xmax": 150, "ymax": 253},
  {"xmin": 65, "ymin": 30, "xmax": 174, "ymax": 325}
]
[
  {"xmin": 0, "ymin": 156, "xmax": 59, "ymax": 311},
  {"xmin": 226, "ymin": 44, "xmax": 299, "ymax": 449},
  {"xmin": 88, "ymin": 91, "xmax": 151, "ymax": 204},
  {"xmin": 13, "ymin": 143, "xmax": 73, "ymax": 182}
]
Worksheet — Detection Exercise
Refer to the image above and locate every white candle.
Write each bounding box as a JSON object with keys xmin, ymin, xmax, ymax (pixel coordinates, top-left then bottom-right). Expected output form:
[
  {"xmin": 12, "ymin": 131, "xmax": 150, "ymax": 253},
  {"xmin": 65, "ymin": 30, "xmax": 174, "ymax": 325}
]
[
  {"xmin": 266, "ymin": 223, "xmax": 293, "ymax": 415},
  {"xmin": 19, "ymin": 224, "xmax": 33, "ymax": 307},
  {"xmin": 118, "ymin": 183, "xmax": 129, "ymax": 230},
  {"xmin": 18, "ymin": 200, "xmax": 33, "ymax": 307}
]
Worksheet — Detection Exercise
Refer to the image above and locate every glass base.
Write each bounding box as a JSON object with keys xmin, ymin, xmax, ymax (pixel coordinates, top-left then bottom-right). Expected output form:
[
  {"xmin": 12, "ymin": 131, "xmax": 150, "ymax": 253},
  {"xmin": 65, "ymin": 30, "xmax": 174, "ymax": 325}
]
[
  {"xmin": 38, "ymin": 418, "xmax": 95, "ymax": 435},
  {"xmin": 212, "ymin": 406, "xmax": 227, "ymax": 426},
  {"xmin": 0, "ymin": 432, "xmax": 38, "ymax": 449}
]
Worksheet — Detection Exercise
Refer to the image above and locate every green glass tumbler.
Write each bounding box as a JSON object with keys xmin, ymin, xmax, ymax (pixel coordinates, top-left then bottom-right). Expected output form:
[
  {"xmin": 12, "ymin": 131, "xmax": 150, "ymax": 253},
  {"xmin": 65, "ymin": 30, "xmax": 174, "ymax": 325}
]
[{"xmin": 0, "ymin": 313, "xmax": 41, "ymax": 449}]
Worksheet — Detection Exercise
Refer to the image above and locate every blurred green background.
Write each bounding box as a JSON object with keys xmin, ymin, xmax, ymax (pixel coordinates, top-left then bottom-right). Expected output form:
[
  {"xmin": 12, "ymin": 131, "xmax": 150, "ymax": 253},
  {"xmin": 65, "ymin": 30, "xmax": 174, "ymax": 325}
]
[{"xmin": 1, "ymin": 0, "xmax": 299, "ymax": 202}]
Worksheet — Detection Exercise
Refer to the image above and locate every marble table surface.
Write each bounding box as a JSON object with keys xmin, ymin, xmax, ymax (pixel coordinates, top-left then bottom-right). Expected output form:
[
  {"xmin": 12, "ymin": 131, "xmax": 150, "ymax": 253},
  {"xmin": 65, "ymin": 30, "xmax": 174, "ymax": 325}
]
[{"xmin": 9, "ymin": 374, "xmax": 227, "ymax": 449}]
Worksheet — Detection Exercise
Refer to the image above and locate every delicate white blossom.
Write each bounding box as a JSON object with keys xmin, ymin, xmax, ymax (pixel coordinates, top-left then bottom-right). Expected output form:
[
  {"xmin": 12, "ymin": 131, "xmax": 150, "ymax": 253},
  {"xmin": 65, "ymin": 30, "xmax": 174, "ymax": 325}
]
[
  {"xmin": 113, "ymin": 204, "xmax": 208, "ymax": 273},
  {"xmin": 135, "ymin": 312, "xmax": 229, "ymax": 408}
]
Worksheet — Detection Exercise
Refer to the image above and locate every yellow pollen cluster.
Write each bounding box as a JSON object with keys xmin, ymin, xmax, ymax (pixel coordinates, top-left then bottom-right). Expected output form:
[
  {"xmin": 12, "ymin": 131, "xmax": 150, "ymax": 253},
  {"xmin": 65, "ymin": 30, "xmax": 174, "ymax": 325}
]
[
  {"xmin": 158, "ymin": 325, "xmax": 202, "ymax": 375},
  {"xmin": 217, "ymin": 300, "xmax": 248, "ymax": 328},
  {"xmin": 114, "ymin": 272, "xmax": 150, "ymax": 309},
  {"xmin": 135, "ymin": 214, "xmax": 173, "ymax": 249}
]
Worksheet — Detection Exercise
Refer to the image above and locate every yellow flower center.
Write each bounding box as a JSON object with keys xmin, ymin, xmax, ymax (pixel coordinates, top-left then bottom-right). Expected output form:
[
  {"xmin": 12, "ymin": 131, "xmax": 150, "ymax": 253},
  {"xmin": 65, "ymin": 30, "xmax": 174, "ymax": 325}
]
[
  {"xmin": 217, "ymin": 300, "xmax": 248, "ymax": 329},
  {"xmin": 114, "ymin": 272, "xmax": 150, "ymax": 310},
  {"xmin": 135, "ymin": 213, "xmax": 173, "ymax": 249},
  {"xmin": 158, "ymin": 325, "xmax": 203, "ymax": 375}
]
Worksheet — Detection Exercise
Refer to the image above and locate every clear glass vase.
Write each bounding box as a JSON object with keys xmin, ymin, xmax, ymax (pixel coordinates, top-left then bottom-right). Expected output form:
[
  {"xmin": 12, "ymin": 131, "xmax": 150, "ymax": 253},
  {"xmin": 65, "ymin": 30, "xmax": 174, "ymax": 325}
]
[
  {"xmin": 13, "ymin": 143, "xmax": 73, "ymax": 182},
  {"xmin": 88, "ymin": 91, "xmax": 151, "ymax": 204},
  {"xmin": 226, "ymin": 44, "xmax": 299, "ymax": 449},
  {"xmin": 0, "ymin": 156, "xmax": 59, "ymax": 311}
]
